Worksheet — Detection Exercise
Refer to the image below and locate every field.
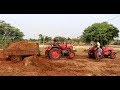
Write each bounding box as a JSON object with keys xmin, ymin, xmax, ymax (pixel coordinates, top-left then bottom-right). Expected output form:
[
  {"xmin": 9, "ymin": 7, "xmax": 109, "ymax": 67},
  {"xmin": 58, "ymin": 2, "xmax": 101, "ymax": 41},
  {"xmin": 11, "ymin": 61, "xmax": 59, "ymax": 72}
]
[{"xmin": 0, "ymin": 45, "xmax": 120, "ymax": 76}]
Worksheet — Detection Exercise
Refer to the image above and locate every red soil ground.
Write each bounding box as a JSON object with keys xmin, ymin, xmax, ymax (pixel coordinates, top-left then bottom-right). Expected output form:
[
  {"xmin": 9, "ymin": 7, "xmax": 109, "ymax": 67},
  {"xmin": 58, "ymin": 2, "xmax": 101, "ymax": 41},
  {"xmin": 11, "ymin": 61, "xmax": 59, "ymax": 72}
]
[
  {"xmin": 0, "ymin": 52, "xmax": 119, "ymax": 76},
  {"xmin": 0, "ymin": 41, "xmax": 120, "ymax": 76}
]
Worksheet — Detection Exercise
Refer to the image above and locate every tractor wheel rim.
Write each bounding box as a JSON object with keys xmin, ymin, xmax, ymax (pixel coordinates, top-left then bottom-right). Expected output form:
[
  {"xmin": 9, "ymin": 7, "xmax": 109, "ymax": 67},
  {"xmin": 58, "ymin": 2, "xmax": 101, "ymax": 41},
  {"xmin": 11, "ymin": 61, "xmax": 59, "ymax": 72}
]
[
  {"xmin": 52, "ymin": 51, "xmax": 60, "ymax": 59},
  {"xmin": 69, "ymin": 53, "xmax": 74, "ymax": 58}
]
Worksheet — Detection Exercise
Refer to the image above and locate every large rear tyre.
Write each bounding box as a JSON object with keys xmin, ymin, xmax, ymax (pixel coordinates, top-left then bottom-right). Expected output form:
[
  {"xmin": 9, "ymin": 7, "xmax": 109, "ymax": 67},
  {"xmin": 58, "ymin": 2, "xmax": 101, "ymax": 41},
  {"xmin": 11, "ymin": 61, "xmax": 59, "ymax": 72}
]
[
  {"xmin": 49, "ymin": 48, "xmax": 61, "ymax": 60},
  {"xmin": 10, "ymin": 56, "xmax": 22, "ymax": 61}
]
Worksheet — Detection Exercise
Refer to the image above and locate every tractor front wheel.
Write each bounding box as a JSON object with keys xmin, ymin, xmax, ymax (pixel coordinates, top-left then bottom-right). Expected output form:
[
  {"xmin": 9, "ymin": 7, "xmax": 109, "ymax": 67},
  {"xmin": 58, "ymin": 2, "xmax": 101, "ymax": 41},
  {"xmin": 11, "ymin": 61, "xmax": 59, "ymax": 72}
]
[
  {"xmin": 68, "ymin": 52, "xmax": 75, "ymax": 59},
  {"xmin": 110, "ymin": 52, "xmax": 116, "ymax": 59},
  {"xmin": 88, "ymin": 53, "xmax": 93, "ymax": 58},
  {"xmin": 49, "ymin": 48, "xmax": 61, "ymax": 60}
]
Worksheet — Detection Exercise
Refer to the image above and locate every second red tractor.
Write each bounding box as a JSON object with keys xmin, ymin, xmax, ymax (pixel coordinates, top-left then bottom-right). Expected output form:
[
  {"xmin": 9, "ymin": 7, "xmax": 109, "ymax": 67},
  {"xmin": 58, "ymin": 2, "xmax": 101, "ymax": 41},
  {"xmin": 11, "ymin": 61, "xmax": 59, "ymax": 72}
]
[{"xmin": 88, "ymin": 45, "xmax": 116, "ymax": 60}]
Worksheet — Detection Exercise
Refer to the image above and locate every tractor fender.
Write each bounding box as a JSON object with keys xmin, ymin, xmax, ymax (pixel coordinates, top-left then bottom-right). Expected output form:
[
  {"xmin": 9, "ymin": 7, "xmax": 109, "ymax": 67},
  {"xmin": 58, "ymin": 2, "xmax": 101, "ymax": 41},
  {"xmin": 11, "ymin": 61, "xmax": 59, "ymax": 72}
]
[{"xmin": 46, "ymin": 46, "xmax": 59, "ymax": 52}]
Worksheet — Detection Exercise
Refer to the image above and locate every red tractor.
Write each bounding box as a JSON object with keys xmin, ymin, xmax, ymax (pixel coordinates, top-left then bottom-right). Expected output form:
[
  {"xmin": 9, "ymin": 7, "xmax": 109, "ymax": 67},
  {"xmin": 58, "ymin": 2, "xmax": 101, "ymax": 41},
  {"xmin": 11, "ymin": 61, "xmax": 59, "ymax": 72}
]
[
  {"xmin": 45, "ymin": 43, "xmax": 76, "ymax": 60},
  {"xmin": 88, "ymin": 45, "xmax": 116, "ymax": 60}
]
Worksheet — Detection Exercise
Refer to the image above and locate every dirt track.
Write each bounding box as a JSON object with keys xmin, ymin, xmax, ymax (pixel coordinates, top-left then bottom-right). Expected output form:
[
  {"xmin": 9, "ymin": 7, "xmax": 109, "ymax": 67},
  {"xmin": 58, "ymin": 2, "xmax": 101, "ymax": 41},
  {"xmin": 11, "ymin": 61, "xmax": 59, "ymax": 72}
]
[{"xmin": 0, "ymin": 49, "xmax": 120, "ymax": 76}]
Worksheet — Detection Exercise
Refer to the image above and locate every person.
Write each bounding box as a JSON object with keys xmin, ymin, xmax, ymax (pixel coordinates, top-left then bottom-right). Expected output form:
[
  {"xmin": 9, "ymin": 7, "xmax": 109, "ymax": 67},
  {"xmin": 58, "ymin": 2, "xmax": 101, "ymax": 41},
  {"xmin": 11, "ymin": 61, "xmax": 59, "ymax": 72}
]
[
  {"xmin": 97, "ymin": 47, "xmax": 103, "ymax": 57},
  {"xmin": 96, "ymin": 42, "xmax": 103, "ymax": 59},
  {"xmin": 95, "ymin": 45, "xmax": 103, "ymax": 60},
  {"xmin": 97, "ymin": 42, "xmax": 100, "ymax": 48},
  {"xmin": 53, "ymin": 39, "xmax": 59, "ymax": 46}
]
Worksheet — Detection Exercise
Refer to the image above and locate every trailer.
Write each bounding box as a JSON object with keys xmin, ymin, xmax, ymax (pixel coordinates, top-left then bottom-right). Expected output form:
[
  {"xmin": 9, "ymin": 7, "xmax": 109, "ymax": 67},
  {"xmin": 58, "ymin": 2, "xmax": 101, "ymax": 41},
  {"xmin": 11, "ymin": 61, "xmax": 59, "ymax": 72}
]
[
  {"xmin": 6, "ymin": 49, "xmax": 40, "ymax": 61},
  {"xmin": 4, "ymin": 41, "xmax": 41, "ymax": 61}
]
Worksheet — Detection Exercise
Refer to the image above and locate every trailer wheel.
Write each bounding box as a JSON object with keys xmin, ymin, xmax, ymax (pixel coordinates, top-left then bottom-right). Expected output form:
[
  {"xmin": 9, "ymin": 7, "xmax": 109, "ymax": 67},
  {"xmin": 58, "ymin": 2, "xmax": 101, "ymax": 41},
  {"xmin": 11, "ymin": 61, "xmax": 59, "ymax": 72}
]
[{"xmin": 10, "ymin": 56, "xmax": 22, "ymax": 61}]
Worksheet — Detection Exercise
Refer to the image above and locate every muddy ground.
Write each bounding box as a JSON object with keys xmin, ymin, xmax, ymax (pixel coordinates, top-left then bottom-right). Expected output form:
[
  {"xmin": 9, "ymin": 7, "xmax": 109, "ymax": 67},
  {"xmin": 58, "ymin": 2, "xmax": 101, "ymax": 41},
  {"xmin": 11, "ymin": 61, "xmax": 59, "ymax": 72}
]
[{"xmin": 0, "ymin": 46, "xmax": 120, "ymax": 76}]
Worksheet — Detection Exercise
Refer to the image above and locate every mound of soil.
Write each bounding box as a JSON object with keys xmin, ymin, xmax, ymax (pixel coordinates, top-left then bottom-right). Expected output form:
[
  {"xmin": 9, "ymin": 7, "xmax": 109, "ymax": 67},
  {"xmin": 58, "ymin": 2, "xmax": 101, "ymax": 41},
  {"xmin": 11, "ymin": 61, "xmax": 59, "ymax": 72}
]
[
  {"xmin": 7, "ymin": 41, "xmax": 39, "ymax": 50},
  {"xmin": 0, "ymin": 49, "xmax": 8, "ymax": 59}
]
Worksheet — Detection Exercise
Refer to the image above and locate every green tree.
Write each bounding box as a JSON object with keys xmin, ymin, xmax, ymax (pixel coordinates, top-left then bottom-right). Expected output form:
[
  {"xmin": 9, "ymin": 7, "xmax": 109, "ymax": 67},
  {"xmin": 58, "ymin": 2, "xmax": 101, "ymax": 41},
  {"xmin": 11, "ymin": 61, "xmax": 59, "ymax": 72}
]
[
  {"xmin": 38, "ymin": 34, "xmax": 45, "ymax": 43},
  {"xmin": 72, "ymin": 37, "xmax": 81, "ymax": 44},
  {"xmin": 81, "ymin": 22, "xmax": 119, "ymax": 45},
  {"xmin": 38, "ymin": 34, "xmax": 52, "ymax": 44},
  {"xmin": 44, "ymin": 36, "xmax": 52, "ymax": 43},
  {"xmin": 29, "ymin": 38, "xmax": 38, "ymax": 41},
  {"xmin": 0, "ymin": 20, "xmax": 24, "ymax": 48},
  {"xmin": 54, "ymin": 36, "xmax": 66, "ymax": 42},
  {"xmin": 67, "ymin": 37, "xmax": 72, "ymax": 44}
]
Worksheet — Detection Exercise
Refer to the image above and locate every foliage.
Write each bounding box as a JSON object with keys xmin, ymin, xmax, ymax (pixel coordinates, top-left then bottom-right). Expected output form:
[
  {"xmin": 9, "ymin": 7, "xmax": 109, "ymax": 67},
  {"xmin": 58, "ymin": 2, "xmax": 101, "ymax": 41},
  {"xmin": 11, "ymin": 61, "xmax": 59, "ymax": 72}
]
[
  {"xmin": 81, "ymin": 22, "xmax": 119, "ymax": 45},
  {"xmin": 112, "ymin": 40, "xmax": 120, "ymax": 45},
  {"xmin": 38, "ymin": 34, "xmax": 52, "ymax": 44},
  {"xmin": 54, "ymin": 36, "xmax": 66, "ymax": 42},
  {"xmin": 0, "ymin": 20, "xmax": 24, "ymax": 48}
]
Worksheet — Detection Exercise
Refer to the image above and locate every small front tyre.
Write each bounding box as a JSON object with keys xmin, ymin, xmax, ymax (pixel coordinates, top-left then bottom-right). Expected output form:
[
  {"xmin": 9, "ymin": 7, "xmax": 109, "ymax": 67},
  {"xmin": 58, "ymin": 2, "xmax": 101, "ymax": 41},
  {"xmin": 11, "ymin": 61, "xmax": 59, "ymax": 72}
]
[
  {"xmin": 110, "ymin": 52, "xmax": 116, "ymax": 59},
  {"xmin": 68, "ymin": 52, "xmax": 75, "ymax": 59}
]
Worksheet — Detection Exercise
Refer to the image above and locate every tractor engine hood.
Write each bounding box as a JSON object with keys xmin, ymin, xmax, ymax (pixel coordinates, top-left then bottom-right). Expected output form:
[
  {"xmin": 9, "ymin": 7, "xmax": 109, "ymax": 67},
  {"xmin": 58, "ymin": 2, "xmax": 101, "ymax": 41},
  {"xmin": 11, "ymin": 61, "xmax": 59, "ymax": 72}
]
[
  {"xmin": 102, "ymin": 47, "xmax": 114, "ymax": 51},
  {"xmin": 59, "ymin": 44, "xmax": 73, "ymax": 50}
]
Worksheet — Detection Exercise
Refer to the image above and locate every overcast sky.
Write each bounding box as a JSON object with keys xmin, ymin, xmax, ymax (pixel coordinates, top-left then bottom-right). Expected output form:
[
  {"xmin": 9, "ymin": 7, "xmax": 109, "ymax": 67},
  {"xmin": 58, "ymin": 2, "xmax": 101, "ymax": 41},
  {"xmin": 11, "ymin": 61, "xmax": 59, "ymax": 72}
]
[{"xmin": 0, "ymin": 14, "xmax": 120, "ymax": 39}]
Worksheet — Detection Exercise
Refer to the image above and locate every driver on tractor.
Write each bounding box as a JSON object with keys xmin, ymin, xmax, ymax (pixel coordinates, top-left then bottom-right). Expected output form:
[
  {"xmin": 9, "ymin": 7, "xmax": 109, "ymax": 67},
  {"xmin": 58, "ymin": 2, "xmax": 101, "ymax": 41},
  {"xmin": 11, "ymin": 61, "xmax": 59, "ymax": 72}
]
[{"xmin": 53, "ymin": 38, "xmax": 59, "ymax": 46}]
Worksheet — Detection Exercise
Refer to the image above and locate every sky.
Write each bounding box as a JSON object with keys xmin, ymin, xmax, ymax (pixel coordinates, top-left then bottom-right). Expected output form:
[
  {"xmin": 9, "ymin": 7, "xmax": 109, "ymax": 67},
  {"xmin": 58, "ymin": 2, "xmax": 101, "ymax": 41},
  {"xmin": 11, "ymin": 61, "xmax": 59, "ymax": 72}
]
[{"xmin": 0, "ymin": 14, "xmax": 120, "ymax": 39}]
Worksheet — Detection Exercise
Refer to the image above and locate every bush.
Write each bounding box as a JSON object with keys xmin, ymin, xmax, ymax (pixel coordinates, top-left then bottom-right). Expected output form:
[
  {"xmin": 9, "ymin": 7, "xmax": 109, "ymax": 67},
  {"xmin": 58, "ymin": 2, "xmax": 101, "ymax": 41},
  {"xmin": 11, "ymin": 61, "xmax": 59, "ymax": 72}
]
[{"xmin": 112, "ymin": 40, "xmax": 120, "ymax": 45}]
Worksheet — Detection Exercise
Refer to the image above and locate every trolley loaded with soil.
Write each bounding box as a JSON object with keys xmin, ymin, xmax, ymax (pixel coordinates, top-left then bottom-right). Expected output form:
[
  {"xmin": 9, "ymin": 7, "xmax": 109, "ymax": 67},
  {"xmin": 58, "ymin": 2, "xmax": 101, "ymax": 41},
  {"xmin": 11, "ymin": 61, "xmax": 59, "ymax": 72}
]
[{"xmin": 0, "ymin": 41, "xmax": 41, "ymax": 61}]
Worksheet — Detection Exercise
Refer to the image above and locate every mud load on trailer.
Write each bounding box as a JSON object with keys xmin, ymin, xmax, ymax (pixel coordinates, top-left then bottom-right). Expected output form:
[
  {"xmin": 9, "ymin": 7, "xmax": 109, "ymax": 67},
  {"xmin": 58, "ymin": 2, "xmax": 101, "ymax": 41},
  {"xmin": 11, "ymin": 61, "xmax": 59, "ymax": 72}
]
[{"xmin": 2, "ymin": 41, "xmax": 41, "ymax": 61}]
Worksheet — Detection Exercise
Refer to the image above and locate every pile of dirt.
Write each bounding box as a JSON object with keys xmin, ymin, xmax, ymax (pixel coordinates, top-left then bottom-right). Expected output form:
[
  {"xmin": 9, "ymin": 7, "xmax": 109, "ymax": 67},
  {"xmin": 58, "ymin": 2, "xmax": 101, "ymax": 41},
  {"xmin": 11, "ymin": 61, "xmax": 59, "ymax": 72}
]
[
  {"xmin": 23, "ymin": 56, "xmax": 40, "ymax": 66},
  {"xmin": 7, "ymin": 41, "xmax": 39, "ymax": 50},
  {"xmin": 0, "ymin": 49, "xmax": 8, "ymax": 59},
  {"xmin": 23, "ymin": 56, "xmax": 55, "ymax": 71}
]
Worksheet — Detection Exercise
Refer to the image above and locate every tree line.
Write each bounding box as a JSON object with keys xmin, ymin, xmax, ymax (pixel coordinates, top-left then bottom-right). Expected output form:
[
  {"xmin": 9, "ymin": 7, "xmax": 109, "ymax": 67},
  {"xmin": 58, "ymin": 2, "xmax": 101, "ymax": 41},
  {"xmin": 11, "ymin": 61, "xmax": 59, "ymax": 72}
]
[{"xmin": 0, "ymin": 20, "xmax": 119, "ymax": 48}]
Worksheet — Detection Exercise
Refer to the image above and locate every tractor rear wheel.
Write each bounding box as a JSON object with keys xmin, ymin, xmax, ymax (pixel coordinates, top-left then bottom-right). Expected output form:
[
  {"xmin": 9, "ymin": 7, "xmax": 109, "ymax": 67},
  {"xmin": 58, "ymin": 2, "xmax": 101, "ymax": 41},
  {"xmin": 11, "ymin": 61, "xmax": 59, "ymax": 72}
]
[
  {"xmin": 49, "ymin": 48, "xmax": 61, "ymax": 60},
  {"xmin": 10, "ymin": 56, "xmax": 22, "ymax": 61},
  {"xmin": 88, "ymin": 53, "xmax": 93, "ymax": 58},
  {"xmin": 68, "ymin": 52, "xmax": 75, "ymax": 59},
  {"xmin": 110, "ymin": 52, "xmax": 116, "ymax": 59}
]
